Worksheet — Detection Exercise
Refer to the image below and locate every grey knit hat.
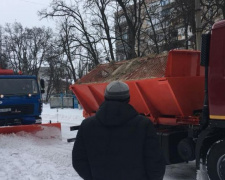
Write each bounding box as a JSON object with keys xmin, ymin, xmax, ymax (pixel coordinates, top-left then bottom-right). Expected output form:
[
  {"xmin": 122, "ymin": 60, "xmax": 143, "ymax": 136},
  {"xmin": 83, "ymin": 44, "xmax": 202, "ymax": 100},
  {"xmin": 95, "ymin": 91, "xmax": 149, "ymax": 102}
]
[{"xmin": 105, "ymin": 81, "xmax": 130, "ymax": 101}]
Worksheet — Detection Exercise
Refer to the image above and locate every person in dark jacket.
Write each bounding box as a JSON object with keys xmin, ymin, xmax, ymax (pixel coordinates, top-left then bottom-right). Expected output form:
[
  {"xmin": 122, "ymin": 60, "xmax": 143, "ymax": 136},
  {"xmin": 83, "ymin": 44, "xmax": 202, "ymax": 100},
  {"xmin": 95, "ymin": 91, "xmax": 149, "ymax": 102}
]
[{"xmin": 72, "ymin": 81, "xmax": 165, "ymax": 180}]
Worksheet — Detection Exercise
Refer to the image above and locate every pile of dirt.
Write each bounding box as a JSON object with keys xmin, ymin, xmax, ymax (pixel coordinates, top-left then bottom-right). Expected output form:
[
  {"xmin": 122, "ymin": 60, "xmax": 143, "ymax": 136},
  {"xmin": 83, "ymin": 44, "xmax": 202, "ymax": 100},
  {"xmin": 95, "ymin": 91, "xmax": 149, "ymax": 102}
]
[{"xmin": 77, "ymin": 53, "xmax": 168, "ymax": 84}]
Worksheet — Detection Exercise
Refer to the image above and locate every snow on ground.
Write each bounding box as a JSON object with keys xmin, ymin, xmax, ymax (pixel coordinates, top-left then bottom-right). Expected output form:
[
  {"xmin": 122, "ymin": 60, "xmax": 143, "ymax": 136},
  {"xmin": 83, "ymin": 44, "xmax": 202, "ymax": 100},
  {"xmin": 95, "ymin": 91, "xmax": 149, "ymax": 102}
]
[{"xmin": 0, "ymin": 104, "xmax": 207, "ymax": 180}]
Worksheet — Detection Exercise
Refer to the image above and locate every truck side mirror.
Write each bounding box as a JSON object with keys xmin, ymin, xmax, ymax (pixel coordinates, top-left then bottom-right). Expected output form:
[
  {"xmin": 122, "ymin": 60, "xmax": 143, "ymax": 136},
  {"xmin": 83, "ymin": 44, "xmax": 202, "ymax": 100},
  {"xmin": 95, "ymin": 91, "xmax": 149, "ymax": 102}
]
[
  {"xmin": 40, "ymin": 79, "xmax": 45, "ymax": 89},
  {"xmin": 41, "ymin": 89, "xmax": 45, "ymax": 94}
]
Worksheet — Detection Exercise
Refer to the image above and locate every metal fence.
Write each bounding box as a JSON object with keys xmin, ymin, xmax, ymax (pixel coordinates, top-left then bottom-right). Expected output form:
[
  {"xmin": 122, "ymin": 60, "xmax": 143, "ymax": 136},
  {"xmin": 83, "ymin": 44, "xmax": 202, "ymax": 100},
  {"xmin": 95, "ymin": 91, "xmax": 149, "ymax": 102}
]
[{"xmin": 50, "ymin": 94, "xmax": 79, "ymax": 109}]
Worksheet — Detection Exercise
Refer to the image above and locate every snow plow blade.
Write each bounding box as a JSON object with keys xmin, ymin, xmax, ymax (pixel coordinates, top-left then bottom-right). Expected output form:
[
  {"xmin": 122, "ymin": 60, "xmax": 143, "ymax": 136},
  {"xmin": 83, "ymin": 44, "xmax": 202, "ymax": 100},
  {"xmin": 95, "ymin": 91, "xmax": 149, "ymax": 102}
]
[{"xmin": 0, "ymin": 123, "xmax": 61, "ymax": 135}]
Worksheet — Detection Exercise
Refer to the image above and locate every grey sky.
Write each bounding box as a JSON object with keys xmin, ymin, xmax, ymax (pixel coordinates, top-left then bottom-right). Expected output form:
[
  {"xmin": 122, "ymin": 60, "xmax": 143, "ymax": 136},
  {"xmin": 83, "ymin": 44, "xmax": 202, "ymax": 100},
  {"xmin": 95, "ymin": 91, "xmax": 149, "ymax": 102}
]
[{"xmin": 0, "ymin": 0, "xmax": 55, "ymax": 28}]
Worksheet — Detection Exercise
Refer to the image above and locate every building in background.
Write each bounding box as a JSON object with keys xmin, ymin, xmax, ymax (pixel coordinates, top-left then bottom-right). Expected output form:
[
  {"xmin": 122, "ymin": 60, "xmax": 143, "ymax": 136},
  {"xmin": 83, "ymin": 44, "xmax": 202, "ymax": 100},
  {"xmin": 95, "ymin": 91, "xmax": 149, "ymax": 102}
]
[{"xmin": 114, "ymin": 0, "xmax": 223, "ymax": 61}]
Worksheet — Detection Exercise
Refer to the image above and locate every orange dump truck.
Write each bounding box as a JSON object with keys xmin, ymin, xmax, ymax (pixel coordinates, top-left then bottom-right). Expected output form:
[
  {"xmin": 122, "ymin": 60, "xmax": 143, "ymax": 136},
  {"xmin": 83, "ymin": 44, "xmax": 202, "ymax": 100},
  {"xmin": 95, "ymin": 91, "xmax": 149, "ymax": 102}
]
[{"xmin": 70, "ymin": 20, "xmax": 225, "ymax": 180}]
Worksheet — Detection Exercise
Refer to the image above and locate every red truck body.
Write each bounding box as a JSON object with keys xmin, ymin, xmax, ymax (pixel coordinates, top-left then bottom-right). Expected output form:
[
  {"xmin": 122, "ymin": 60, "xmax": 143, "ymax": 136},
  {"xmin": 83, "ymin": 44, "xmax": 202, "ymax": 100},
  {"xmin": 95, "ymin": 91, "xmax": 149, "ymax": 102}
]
[
  {"xmin": 208, "ymin": 20, "xmax": 225, "ymax": 119},
  {"xmin": 70, "ymin": 20, "xmax": 225, "ymax": 180},
  {"xmin": 70, "ymin": 50, "xmax": 205, "ymax": 126}
]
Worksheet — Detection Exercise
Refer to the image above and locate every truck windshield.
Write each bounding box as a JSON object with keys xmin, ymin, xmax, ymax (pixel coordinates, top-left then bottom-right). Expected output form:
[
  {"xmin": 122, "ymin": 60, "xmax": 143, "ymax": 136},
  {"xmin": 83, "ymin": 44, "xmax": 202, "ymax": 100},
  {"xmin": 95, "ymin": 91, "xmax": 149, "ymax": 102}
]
[{"xmin": 0, "ymin": 79, "xmax": 39, "ymax": 95}]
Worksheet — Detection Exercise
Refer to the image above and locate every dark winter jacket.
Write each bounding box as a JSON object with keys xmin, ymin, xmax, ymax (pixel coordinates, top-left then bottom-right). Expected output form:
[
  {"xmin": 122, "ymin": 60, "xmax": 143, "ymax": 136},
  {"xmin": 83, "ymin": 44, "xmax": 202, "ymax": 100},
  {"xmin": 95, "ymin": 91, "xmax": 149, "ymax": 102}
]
[{"xmin": 72, "ymin": 101, "xmax": 165, "ymax": 180}]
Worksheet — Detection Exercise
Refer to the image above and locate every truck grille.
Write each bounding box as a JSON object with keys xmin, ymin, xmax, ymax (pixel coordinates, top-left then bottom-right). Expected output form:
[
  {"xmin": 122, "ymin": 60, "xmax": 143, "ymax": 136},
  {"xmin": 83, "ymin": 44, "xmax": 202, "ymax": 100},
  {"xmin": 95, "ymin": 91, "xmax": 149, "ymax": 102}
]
[{"xmin": 0, "ymin": 104, "xmax": 34, "ymax": 116}]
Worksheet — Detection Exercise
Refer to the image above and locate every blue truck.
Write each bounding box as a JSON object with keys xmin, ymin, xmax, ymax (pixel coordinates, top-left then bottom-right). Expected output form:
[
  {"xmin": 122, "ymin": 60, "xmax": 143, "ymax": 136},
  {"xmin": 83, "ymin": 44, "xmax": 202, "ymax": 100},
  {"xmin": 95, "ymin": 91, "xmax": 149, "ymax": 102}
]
[{"xmin": 0, "ymin": 68, "xmax": 45, "ymax": 126}]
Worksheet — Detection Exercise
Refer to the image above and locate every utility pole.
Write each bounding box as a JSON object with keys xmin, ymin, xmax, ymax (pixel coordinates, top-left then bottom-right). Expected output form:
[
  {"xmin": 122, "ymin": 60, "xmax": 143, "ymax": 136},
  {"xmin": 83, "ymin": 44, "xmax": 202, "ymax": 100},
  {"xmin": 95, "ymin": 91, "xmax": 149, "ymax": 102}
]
[{"xmin": 195, "ymin": 0, "xmax": 202, "ymax": 50}]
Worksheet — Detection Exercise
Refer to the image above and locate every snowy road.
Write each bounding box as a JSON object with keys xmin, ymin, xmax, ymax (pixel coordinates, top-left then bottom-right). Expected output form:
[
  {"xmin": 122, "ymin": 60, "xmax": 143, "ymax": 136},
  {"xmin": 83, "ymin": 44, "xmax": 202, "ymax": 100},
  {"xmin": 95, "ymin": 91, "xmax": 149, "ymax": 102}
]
[{"xmin": 0, "ymin": 104, "xmax": 207, "ymax": 180}]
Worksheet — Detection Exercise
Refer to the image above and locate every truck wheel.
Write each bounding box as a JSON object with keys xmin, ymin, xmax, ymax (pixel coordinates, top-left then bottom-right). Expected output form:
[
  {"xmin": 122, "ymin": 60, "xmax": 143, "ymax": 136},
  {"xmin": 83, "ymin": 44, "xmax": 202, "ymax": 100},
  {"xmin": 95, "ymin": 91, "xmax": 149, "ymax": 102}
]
[{"xmin": 207, "ymin": 139, "xmax": 225, "ymax": 180}]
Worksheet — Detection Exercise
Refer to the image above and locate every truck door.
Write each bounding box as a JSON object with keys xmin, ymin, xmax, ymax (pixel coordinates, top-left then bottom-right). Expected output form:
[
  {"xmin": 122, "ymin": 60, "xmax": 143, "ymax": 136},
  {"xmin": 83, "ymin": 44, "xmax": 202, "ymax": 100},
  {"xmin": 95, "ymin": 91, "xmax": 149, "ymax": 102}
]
[{"xmin": 208, "ymin": 20, "xmax": 225, "ymax": 120}]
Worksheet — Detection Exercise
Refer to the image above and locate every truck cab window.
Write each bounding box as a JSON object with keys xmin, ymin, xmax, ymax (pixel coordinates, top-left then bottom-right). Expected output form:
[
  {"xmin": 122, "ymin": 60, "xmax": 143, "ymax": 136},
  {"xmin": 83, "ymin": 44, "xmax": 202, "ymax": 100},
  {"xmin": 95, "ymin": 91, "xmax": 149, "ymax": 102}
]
[{"xmin": 0, "ymin": 79, "xmax": 39, "ymax": 95}]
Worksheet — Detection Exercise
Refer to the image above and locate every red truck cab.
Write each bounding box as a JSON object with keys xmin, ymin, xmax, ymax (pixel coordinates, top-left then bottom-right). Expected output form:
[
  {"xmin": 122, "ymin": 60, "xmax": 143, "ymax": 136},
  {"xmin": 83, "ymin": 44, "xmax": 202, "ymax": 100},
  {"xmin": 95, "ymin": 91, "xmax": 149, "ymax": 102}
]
[{"xmin": 208, "ymin": 20, "xmax": 225, "ymax": 120}]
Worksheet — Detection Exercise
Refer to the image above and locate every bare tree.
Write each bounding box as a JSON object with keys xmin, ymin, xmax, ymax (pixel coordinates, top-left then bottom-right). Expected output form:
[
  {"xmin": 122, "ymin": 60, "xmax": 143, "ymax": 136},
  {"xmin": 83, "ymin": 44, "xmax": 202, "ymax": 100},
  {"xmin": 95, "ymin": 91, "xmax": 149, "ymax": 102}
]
[
  {"xmin": 3, "ymin": 23, "xmax": 53, "ymax": 75},
  {"xmin": 200, "ymin": 0, "xmax": 224, "ymax": 32},
  {"xmin": 43, "ymin": 43, "xmax": 60, "ymax": 102},
  {"xmin": 202, "ymin": 0, "xmax": 225, "ymax": 19},
  {"xmin": 26, "ymin": 27, "xmax": 53, "ymax": 75},
  {"xmin": 58, "ymin": 18, "xmax": 77, "ymax": 82},
  {"xmin": 39, "ymin": 0, "xmax": 101, "ymax": 67},
  {"xmin": 115, "ymin": 0, "xmax": 145, "ymax": 60},
  {"xmin": 172, "ymin": 0, "xmax": 196, "ymax": 49},
  {"xmin": 85, "ymin": 0, "xmax": 116, "ymax": 62},
  {"xmin": 44, "ymin": 42, "xmax": 72, "ymax": 101},
  {"xmin": 0, "ymin": 26, "xmax": 8, "ymax": 68},
  {"xmin": 142, "ymin": 1, "xmax": 160, "ymax": 54}
]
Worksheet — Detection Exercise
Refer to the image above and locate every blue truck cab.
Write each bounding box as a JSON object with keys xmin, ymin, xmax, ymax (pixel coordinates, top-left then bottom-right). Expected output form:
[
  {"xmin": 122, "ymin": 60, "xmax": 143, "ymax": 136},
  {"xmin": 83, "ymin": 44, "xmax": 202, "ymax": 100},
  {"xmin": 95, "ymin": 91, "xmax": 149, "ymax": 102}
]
[{"xmin": 0, "ymin": 70, "xmax": 45, "ymax": 126}]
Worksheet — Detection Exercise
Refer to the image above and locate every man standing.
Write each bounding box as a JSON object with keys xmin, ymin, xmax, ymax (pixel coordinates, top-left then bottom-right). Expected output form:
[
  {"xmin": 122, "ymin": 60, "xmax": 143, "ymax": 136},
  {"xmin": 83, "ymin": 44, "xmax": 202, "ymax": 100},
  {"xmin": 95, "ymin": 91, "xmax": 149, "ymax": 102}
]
[{"xmin": 72, "ymin": 81, "xmax": 165, "ymax": 180}]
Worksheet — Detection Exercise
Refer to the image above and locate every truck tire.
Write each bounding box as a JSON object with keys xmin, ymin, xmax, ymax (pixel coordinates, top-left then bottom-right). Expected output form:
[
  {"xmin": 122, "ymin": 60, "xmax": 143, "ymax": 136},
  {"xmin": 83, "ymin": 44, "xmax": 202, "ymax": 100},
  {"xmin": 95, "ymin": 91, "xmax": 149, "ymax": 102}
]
[
  {"xmin": 177, "ymin": 137, "xmax": 195, "ymax": 161},
  {"xmin": 207, "ymin": 139, "xmax": 225, "ymax": 180}
]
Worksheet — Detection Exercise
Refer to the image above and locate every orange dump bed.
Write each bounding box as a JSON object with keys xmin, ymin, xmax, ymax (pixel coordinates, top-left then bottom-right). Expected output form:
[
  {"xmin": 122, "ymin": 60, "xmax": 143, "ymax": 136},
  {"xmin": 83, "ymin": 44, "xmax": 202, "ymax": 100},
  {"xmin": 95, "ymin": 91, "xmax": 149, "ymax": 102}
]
[{"xmin": 70, "ymin": 50, "xmax": 205, "ymax": 126}]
